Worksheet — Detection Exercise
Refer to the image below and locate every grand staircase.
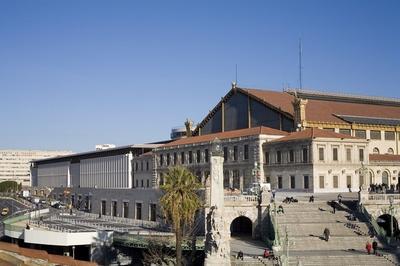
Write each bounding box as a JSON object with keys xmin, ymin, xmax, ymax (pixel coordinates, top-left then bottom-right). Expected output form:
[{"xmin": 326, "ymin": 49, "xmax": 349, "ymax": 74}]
[{"xmin": 275, "ymin": 200, "xmax": 400, "ymax": 266}]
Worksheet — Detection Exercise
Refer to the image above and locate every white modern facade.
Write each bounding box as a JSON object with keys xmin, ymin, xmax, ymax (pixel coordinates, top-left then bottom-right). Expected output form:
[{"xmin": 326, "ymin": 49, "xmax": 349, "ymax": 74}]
[{"xmin": 0, "ymin": 149, "xmax": 71, "ymax": 186}]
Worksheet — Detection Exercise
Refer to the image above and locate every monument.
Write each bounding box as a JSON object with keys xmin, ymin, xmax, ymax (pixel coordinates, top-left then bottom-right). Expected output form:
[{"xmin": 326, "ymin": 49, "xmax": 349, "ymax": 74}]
[{"xmin": 204, "ymin": 138, "xmax": 231, "ymax": 265}]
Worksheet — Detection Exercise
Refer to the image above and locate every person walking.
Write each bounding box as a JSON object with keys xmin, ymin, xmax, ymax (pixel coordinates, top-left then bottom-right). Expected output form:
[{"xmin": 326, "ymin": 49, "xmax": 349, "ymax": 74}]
[
  {"xmin": 366, "ymin": 241, "xmax": 372, "ymax": 254},
  {"xmin": 263, "ymin": 249, "xmax": 270, "ymax": 258},
  {"xmin": 309, "ymin": 195, "xmax": 314, "ymax": 203},
  {"xmin": 237, "ymin": 250, "xmax": 244, "ymax": 260},
  {"xmin": 337, "ymin": 194, "xmax": 342, "ymax": 204},
  {"xmin": 372, "ymin": 240, "xmax": 378, "ymax": 254},
  {"xmin": 323, "ymin": 228, "xmax": 330, "ymax": 242},
  {"xmin": 331, "ymin": 201, "xmax": 336, "ymax": 214}
]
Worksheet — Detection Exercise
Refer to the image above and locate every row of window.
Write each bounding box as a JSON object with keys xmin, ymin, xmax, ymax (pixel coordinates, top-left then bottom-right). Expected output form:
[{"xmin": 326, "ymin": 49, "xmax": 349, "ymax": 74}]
[
  {"xmin": 372, "ymin": 147, "xmax": 394, "ymax": 155},
  {"xmin": 324, "ymin": 128, "xmax": 398, "ymax": 141},
  {"xmin": 159, "ymin": 144, "xmax": 250, "ymax": 167},
  {"xmin": 135, "ymin": 161, "xmax": 150, "ymax": 172},
  {"xmin": 100, "ymin": 200, "xmax": 157, "ymax": 221},
  {"xmin": 135, "ymin": 179, "xmax": 151, "ymax": 188},
  {"xmin": 265, "ymin": 148, "xmax": 309, "ymax": 164},
  {"xmin": 271, "ymin": 174, "xmax": 363, "ymax": 190},
  {"xmin": 318, "ymin": 147, "xmax": 364, "ymax": 162}
]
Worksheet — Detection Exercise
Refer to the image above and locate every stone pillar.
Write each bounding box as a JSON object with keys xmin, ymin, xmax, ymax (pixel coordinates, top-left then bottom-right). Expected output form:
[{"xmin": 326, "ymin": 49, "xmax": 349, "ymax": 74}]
[{"xmin": 205, "ymin": 138, "xmax": 230, "ymax": 266}]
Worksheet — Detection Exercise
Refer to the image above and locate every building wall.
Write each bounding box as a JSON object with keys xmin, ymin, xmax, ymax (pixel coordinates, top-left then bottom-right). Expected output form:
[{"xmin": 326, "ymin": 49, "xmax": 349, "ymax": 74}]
[
  {"xmin": 132, "ymin": 154, "xmax": 153, "ymax": 188},
  {"xmin": 37, "ymin": 162, "xmax": 70, "ymax": 188},
  {"xmin": 0, "ymin": 150, "xmax": 71, "ymax": 186}
]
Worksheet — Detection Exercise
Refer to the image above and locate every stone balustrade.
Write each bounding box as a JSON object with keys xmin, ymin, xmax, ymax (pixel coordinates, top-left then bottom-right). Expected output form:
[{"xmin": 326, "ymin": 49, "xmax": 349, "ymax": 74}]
[
  {"xmin": 359, "ymin": 192, "xmax": 400, "ymax": 205},
  {"xmin": 224, "ymin": 195, "xmax": 258, "ymax": 206}
]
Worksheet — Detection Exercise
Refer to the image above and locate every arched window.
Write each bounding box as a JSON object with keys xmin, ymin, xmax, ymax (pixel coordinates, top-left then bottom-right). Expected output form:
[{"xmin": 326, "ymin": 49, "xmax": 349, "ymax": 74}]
[
  {"xmin": 382, "ymin": 171, "xmax": 389, "ymax": 185},
  {"xmin": 387, "ymin": 148, "xmax": 394, "ymax": 155},
  {"xmin": 373, "ymin": 148, "xmax": 380, "ymax": 154}
]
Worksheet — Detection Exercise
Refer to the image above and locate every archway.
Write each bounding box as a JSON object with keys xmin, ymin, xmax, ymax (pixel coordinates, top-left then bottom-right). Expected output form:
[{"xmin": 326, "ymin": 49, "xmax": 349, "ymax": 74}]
[
  {"xmin": 377, "ymin": 214, "xmax": 399, "ymax": 237},
  {"xmin": 230, "ymin": 216, "xmax": 252, "ymax": 237}
]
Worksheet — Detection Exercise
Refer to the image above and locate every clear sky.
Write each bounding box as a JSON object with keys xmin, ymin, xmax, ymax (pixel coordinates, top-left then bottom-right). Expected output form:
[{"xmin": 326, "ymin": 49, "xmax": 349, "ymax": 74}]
[{"xmin": 1, "ymin": 0, "xmax": 399, "ymax": 152}]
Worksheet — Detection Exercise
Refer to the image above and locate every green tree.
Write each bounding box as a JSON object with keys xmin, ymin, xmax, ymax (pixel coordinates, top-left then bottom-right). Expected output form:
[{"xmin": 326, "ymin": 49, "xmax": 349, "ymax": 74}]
[{"xmin": 160, "ymin": 166, "xmax": 202, "ymax": 266}]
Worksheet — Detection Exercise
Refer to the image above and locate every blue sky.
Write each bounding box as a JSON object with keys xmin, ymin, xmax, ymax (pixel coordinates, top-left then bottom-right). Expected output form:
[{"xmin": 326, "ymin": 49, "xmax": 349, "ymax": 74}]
[{"xmin": 1, "ymin": 0, "xmax": 399, "ymax": 152}]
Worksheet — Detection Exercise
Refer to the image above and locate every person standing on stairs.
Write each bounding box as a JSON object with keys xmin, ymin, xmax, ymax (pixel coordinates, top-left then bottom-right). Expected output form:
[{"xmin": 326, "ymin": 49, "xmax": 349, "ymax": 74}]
[
  {"xmin": 323, "ymin": 228, "xmax": 330, "ymax": 241},
  {"xmin": 366, "ymin": 241, "xmax": 372, "ymax": 254},
  {"xmin": 337, "ymin": 194, "xmax": 342, "ymax": 204},
  {"xmin": 372, "ymin": 240, "xmax": 378, "ymax": 254},
  {"xmin": 331, "ymin": 201, "xmax": 336, "ymax": 214}
]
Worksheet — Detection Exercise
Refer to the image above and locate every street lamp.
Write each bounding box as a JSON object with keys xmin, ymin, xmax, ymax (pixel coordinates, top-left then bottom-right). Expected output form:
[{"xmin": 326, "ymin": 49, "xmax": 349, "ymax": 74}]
[{"xmin": 389, "ymin": 196, "xmax": 394, "ymax": 242}]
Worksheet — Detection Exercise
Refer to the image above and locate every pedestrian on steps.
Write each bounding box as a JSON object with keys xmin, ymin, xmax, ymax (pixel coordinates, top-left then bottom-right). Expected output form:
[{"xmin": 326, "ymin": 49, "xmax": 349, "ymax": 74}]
[
  {"xmin": 331, "ymin": 201, "xmax": 336, "ymax": 214},
  {"xmin": 337, "ymin": 194, "xmax": 342, "ymax": 204},
  {"xmin": 372, "ymin": 240, "xmax": 378, "ymax": 254},
  {"xmin": 366, "ymin": 241, "xmax": 372, "ymax": 254},
  {"xmin": 323, "ymin": 228, "xmax": 330, "ymax": 242},
  {"xmin": 309, "ymin": 195, "xmax": 314, "ymax": 202}
]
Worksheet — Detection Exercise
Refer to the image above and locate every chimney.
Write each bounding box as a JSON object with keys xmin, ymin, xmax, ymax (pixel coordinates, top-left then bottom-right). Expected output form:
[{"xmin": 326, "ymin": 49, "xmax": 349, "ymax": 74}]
[
  {"xmin": 184, "ymin": 118, "xmax": 193, "ymax": 137},
  {"xmin": 292, "ymin": 96, "xmax": 308, "ymax": 130}
]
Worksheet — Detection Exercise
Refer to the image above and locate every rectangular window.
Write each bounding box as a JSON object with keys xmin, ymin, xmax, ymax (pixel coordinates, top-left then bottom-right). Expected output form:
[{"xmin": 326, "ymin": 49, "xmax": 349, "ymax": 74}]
[
  {"xmin": 160, "ymin": 154, "xmax": 164, "ymax": 166},
  {"xmin": 370, "ymin": 130, "xmax": 381, "ymax": 140},
  {"xmin": 289, "ymin": 150, "xmax": 294, "ymax": 162},
  {"xmin": 277, "ymin": 151, "xmax": 282, "ymax": 164},
  {"xmin": 385, "ymin": 131, "xmax": 395, "ymax": 140},
  {"xmin": 278, "ymin": 176, "xmax": 283, "ymax": 189},
  {"xmin": 101, "ymin": 200, "xmax": 107, "ymax": 215},
  {"xmin": 146, "ymin": 161, "xmax": 149, "ymax": 171},
  {"xmin": 302, "ymin": 148, "xmax": 308, "ymax": 163},
  {"xmin": 324, "ymin": 128, "xmax": 335, "ymax": 132},
  {"xmin": 333, "ymin": 175, "xmax": 339, "ymax": 188},
  {"xmin": 135, "ymin": 180, "xmax": 139, "ymax": 188},
  {"xmin": 141, "ymin": 180, "xmax": 144, "ymax": 187},
  {"xmin": 355, "ymin": 130, "xmax": 366, "ymax": 139},
  {"xmin": 318, "ymin": 148, "xmax": 324, "ymax": 161},
  {"xmin": 123, "ymin": 202, "xmax": 129, "ymax": 218},
  {"xmin": 174, "ymin": 153, "xmax": 177, "ymax": 165},
  {"xmin": 205, "ymin": 149, "xmax": 209, "ymax": 163},
  {"xmin": 333, "ymin": 147, "xmax": 338, "ymax": 161},
  {"xmin": 166, "ymin": 154, "xmax": 170, "ymax": 166},
  {"xmin": 339, "ymin": 129, "xmax": 351, "ymax": 135},
  {"xmin": 347, "ymin": 175, "xmax": 352, "ymax": 188},
  {"xmin": 319, "ymin": 176, "xmax": 324, "ymax": 189},
  {"xmin": 189, "ymin": 151, "xmax": 193, "ymax": 164},
  {"xmin": 141, "ymin": 161, "xmax": 143, "ymax": 171},
  {"xmin": 181, "ymin": 152, "xmax": 185, "ymax": 164},
  {"xmin": 304, "ymin": 176, "xmax": 309, "ymax": 189},
  {"xmin": 136, "ymin": 203, "xmax": 142, "ymax": 220},
  {"xmin": 346, "ymin": 148, "xmax": 351, "ymax": 162},
  {"xmin": 196, "ymin": 150, "xmax": 201, "ymax": 163},
  {"xmin": 244, "ymin": 145, "xmax": 249, "ymax": 160},
  {"xmin": 359, "ymin": 175, "xmax": 364, "ymax": 187},
  {"xmin": 135, "ymin": 162, "xmax": 138, "ymax": 171},
  {"xmin": 159, "ymin": 173, "xmax": 164, "ymax": 186},
  {"xmin": 290, "ymin": 176, "xmax": 295, "ymax": 189},
  {"xmin": 112, "ymin": 201, "xmax": 117, "ymax": 217},
  {"xmin": 359, "ymin": 148, "xmax": 364, "ymax": 162},
  {"xmin": 150, "ymin": 204, "xmax": 157, "ymax": 222},
  {"xmin": 233, "ymin": 146, "xmax": 238, "ymax": 161},
  {"xmin": 265, "ymin": 152, "xmax": 270, "ymax": 164},
  {"xmin": 223, "ymin": 147, "xmax": 228, "ymax": 161},
  {"xmin": 147, "ymin": 180, "xmax": 150, "ymax": 188}
]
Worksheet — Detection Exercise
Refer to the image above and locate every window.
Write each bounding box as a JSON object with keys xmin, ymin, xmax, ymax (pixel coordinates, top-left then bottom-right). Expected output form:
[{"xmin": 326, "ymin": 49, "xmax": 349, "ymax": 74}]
[
  {"xmin": 147, "ymin": 180, "xmax": 150, "ymax": 188},
  {"xmin": 385, "ymin": 131, "xmax": 395, "ymax": 140},
  {"xmin": 150, "ymin": 204, "xmax": 157, "ymax": 221},
  {"xmin": 332, "ymin": 147, "xmax": 338, "ymax": 161},
  {"xmin": 136, "ymin": 203, "xmax": 142, "ymax": 220},
  {"xmin": 101, "ymin": 200, "xmax": 107, "ymax": 215},
  {"xmin": 339, "ymin": 129, "xmax": 351, "ymax": 135},
  {"xmin": 123, "ymin": 202, "xmax": 129, "ymax": 218},
  {"xmin": 141, "ymin": 180, "xmax": 144, "ymax": 187},
  {"xmin": 189, "ymin": 151, "xmax": 193, "ymax": 164},
  {"xmin": 359, "ymin": 175, "xmax": 364, "ymax": 187},
  {"xmin": 181, "ymin": 152, "xmax": 185, "ymax": 164},
  {"xmin": 167, "ymin": 154, "xmax": 170, "ymax": 166},
  {"xmin": 135, "ymin": 179, "xmax": 139, "ymax": 188},
  {"xmin": 205, "ymin": 149, "xmax": 209, "ymax": 163},
  {"xmin": 265, "ymin": 152, "xmax": 270, "ymax": 164},
  {"xmin": 233, "ymin": 146, "xmax": 238, "ymax": 161},
  {"xmin": 346, "ymin": 148, "xmax": 351, "ymax": 161},
  {"xmin": 290, "ymin": 176, "xmax": 295, "ymax": 189},
  {"xmin": 276, "ymin": 151, "xmax": 282, "ymax": 164},
  {"xmin": 359, "ymin": 148, "xmax": 364, "ymax": 162},
  {"xmin": 319, "ymin": 176, "xmax": 324, "ymax": 189},
  {"xmin": 289, "ymin": 150, "xmax": 294, "ymax": 162},
  {"xmin": 346, "ymin": 175, "xmax": 352, "ymax": 188},
  {"xmin": 196, "ymin": 150, "xmax": 201, "ymax": 163},
  {"xmin": 302, "ymin": 148, "xmax": 308, "ymax": 163},
  {"xmin": 159, "ymin": 173, "xmax": 164, "ymax": 186},
  {"xmin": 324, "ymin": 128, "xmax": 335, "ymax": 132},
  {"xmin": 112, "ymin": 201, "xmax": 117, "ymax": 217},
  {"xmin": 146, "ymin": 161, "xmax": 149, "ymax": 171},
  {"xmin": 370, "ymin": 130, "xmax": 381, "ymax": 140},
  {"xmin": 278, "ymin": 176, "xmax": 283, "ymax": 189},
  {"xmin": 233, "ymin": 170, "xmax": 240, "ymax": 189},
  {"xmin": 135, "ymin": 162, "xmax": 138, "ymax": 171},
  {"xmin": 318, "ymin": 148, "xmax": 324, "ymax": 161},
  {"xmin": 244, "ymin": 145, "xmax": 249, "ymax": 160},
  {"xmin": 333, "ymin": 176, "xmax": 338, "ymax": 188},
  {"xmin": 141, "ymin": 161, "xmax": 143, "ymax": 171},
  {"xmin": 223, "ymin": 171, "xmax": 229, "ymax": 188},
  {"xmin": 160, "ymin": 154, "xmax": 164, "ymax": 166},
  {"xmin": 355, "ymin": 130, "xmax": 366, "ymax": 139},
  {"xmin": 304, "ymin": 176, "xmax": 309, "ymax": 189},
  {"xmin": 373, "ymin": 147, "xmax": 380, "ymax": 154},
  {"xmin": 173, "ymin": 153, "xmax": 177, "ymax": 165},
  {"xmin": 223, "ymin": 147, "xmax": 228, "ymax": 161},
  {"xmin": 388, "ymin": 148, "xmax": 394, "ymax": 155}
]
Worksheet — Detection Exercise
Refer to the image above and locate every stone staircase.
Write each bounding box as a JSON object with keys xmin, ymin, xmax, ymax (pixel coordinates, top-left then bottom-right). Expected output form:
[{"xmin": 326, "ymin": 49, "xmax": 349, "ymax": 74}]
[{"xmin": 275, "ymin": 201, "xmax": 399, "ymax": 266}]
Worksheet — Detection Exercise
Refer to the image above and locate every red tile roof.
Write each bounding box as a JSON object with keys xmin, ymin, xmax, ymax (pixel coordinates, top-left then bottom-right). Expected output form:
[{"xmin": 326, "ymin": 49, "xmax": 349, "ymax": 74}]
[
  {"xmin": 369, "ymin": 154, "xmax": 400, "ymax": 162},
  {"xmin": 269, "ymin": 128, "xmax": 357, "ymax": 143},
  {"xmin": 163, "ymin": 126, "xmax": 287, "ymax": 148}
]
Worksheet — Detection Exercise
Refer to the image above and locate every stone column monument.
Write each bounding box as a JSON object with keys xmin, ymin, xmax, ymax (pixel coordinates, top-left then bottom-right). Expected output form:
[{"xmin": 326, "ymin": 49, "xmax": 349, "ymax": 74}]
[{"xmin": 204, "ymin": 138, "xmax": 231, "ymax": 266}]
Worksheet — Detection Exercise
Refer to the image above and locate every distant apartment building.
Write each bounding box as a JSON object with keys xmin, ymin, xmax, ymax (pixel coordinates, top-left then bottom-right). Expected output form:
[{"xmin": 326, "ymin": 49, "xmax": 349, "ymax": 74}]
[{"xmin": 0, "ymin": 150, "xmax": 72, "ymax": 186}]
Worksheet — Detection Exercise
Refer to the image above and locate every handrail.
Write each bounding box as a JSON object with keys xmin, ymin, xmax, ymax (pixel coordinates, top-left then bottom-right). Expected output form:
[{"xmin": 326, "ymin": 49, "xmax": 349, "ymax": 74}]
[{"xmin": 359, "ymin": 204, "xmax": 389, "ymax": 244}]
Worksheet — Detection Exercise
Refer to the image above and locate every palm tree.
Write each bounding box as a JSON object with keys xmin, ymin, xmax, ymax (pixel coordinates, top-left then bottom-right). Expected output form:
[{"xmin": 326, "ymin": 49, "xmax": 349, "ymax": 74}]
[{"xmin": 160, "ymin": 166, "xmax": 202, "ymax": 266}]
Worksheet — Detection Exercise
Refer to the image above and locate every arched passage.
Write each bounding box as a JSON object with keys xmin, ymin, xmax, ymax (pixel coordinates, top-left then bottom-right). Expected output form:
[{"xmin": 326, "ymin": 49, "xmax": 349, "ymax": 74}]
[
  {"xmin": 230, "ymin": 216, "xmax": 252, "ymax": 237},
  {"xmin": 377, "ymin": 214, "xmax": 399, "ymax": 237}
]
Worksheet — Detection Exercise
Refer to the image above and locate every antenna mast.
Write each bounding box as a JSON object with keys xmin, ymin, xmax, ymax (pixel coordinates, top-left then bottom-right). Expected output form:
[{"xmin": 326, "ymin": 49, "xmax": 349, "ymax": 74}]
[
  {"xmin": 299, "ymin": 38, "xmax": 303, "ymax": 89},
  {"xmin": 235, "ymin": 64, "xmax": 238, "ymax": 85}
]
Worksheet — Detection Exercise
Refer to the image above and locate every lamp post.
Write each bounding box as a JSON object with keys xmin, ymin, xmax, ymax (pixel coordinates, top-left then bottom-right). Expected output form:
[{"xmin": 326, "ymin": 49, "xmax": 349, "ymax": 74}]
[{"xmin": 389, "ymin": 196, "xmax": 394, "ymax": 242}]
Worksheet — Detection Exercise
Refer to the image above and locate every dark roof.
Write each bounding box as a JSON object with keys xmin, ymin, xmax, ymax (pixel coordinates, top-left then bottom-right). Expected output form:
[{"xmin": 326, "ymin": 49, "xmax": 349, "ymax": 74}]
[
  {"xmin": 369, "ymin": 154, "xmax": 400, "ymax": 162},
  {"xmin": 162, "ymin": 126, "xmax": 287, "ymax": 148},
  {"xmin": 336, "ymin": 115, "xmax": 400, "ymax": 126},
  {"xmin": 269, "ymin": 128, "xmax": 357, "ymax": 143}
]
